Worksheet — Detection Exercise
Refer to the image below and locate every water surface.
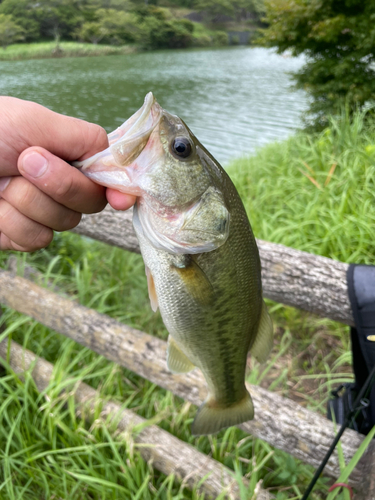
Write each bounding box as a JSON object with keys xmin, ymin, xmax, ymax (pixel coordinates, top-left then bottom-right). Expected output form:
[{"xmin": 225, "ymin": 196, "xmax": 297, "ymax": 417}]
[{"xmin": 0, "ymin": 47, "xmax": 308, "ymax": 164}]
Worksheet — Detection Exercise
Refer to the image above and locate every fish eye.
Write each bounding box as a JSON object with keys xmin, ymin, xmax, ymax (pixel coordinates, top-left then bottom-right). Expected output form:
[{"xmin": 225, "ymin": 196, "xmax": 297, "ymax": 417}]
[{"xmin": 172, "ymin": 137, "xmax": 192, "ymax": 158}]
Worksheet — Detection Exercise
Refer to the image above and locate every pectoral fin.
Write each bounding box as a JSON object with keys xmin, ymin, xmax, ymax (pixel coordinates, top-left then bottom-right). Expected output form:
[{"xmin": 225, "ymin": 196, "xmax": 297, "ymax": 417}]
[
  {"xmin": 171, "ymin": 256, "xmax": 213, "ymax": 306},
  {"xmin": 145, "ymin": 266, "xmax": 158, "ymax": 312},
  {"xmin": 250, "ymin": 301, "xmax": 273, "ymax": 363},
  {"xmin": 167, "ymin": 336, "xmax": 195, "ymax": 373}
]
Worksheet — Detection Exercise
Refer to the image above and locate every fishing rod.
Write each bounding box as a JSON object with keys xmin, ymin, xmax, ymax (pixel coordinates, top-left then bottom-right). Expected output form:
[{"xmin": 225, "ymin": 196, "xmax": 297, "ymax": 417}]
[{"xmin": 301, "ymin": 363, "xmax": 375, "ymax": 500}]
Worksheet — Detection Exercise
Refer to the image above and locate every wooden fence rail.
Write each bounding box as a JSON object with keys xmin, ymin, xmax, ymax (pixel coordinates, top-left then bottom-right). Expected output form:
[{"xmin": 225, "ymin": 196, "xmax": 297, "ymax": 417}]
[
  {"xmin": 73, "ymin": 206, "xmax": 353, "ymax": 326},
  {"xmin": 1, "ymin": 340, "xmax": 271, "ymax": 500},
  {"xmin": 1, "ymin": 204, "xmax": 374, "ymax": 498},
  {"xmin": 0, "ymin": 268, "xmax": 373, "ymax": 496}
]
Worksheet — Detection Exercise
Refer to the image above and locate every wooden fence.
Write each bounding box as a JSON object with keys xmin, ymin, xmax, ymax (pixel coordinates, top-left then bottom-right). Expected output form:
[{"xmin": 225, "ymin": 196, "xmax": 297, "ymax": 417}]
[{"xmin": 0, "ymin": 205, "xmax": 374, "ymax": 499}]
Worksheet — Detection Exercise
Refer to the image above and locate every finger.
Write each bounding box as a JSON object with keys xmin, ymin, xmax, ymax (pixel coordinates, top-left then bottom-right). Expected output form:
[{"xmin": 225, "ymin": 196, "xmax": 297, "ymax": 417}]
[
  {"xmin": 0, "ymin": 176, "xmax": 81, "ymax": 232},
  {"xmin": 0, "ymin": 200, "xmax": 53, "ymax": 251},
  {"xmin": 1, "ymin": 97, "xmax": 110, "ymax": 177},
  {"xmin": 0, "ymin": 233, "xmax": 36, "ymax": 252},
  {"xmin": 18, "ymin": 148, "xmax": 107, "ymax": 214},
  {"xmin": 3, "ymin": 97, "xmax": 109, "ymax": 162},
  {"xmin": 106, "ymin": 189, "xmax": 136, "ymax": 211}
]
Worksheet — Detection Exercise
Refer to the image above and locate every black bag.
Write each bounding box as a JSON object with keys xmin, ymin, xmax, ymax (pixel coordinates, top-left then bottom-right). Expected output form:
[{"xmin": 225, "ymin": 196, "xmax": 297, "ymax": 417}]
[{"xmin": 327, "ymin": 264, "xmax": 375, "ymax": 435}]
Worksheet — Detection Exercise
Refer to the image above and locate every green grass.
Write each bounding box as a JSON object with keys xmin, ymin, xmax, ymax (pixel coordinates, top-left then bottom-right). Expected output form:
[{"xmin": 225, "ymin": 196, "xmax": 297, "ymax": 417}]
[
  {"xmin": 1, "ymin": 110, "xmax": 374, "ymax": 499},
  {"xmin": 1, "ymin": 242, "xmax": 328, "ymax": 500},
  {"xmin": 228, "ymin": 108, "xmax": 375, "ymax": 263},
  {"xmin": 0, "ymin": 41, "xmax": 136, "ymax": 61}
]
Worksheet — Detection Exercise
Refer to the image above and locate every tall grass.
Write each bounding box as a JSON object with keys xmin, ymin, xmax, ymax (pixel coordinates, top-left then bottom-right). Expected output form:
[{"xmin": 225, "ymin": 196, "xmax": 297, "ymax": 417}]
[
  {"xmin": 228, "ymin": 108, "xmax": 375, "ymax": 263},
  {"xmin": 1, "ymin": 110, "xmax": 373, "ymax": 499},
  {"xmin": 0, "ymin": 42, "xmax": 135, "ymax": 61}
]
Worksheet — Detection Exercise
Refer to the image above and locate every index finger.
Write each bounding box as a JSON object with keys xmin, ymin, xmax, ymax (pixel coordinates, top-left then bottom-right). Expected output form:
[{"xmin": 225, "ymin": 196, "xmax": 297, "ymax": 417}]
[
  {"xmin": 1, "ymin": 96, "xmax": 108, "ymax": 161},
  {"xmin": 18, "ymin": 147, "xmax": 107, "ymax": 214}
]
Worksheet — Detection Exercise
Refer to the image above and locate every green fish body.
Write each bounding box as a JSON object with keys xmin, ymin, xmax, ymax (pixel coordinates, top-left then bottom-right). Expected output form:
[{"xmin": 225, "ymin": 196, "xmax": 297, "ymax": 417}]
[{"xmin": 75, "ymin": 93, "xmax": 273, "ymax": 435}]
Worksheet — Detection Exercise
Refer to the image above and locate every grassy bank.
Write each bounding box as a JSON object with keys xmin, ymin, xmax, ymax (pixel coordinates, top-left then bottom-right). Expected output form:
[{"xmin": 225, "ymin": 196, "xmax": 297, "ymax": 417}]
[
  {"xmin": 1, "ymin": 111, "xmax": 374, "ymax": 499},
  {"xmin": 0, "ymin": 41, "xmax": 136, "ymax": 61},
  {"xmin": 228, "ymin": 109, "xmax": 375, "ymax": 263}
]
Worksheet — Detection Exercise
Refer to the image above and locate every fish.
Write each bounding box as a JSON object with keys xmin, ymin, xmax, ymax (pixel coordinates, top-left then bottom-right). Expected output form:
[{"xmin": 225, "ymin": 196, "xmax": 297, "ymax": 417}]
[{"xmin": 74, "ymin": 92, "xmax": 273, "ymax": 435}]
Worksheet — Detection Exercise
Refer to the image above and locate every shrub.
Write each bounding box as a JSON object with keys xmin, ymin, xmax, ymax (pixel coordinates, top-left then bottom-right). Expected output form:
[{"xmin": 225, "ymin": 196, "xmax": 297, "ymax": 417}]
[
  {"xmin": 0, "ymin": 13, "xmax": 24, "ymax": 49},
  {"xmin": 212, "ymin": 31, "xmax": 228, "ymax": 46},
  {"xmin": 192, "ymin": 34, "xmax": 211, "ymax": 47},
  {"xmin": 140, "ymin": 17, "xmax": 193, "ymax": 49}
]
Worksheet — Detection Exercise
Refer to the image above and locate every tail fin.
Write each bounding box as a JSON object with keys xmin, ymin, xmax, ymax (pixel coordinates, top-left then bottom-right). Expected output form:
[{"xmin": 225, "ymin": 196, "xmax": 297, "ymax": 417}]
[{"xmin": 191, "ymin": 391, "xmax": 254, "ymax": 436}]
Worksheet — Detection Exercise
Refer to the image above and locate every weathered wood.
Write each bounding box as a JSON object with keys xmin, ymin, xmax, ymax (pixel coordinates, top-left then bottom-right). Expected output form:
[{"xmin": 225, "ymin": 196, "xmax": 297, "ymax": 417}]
[
  {"xmin": 73, "ymin": 206, "xmax": 139, "ymax": 253},
  {"xmin": 73, "ymin": 206, "xmax": 353, "ymax": 325},
  {"xmin": 362, "ymin": 441, "xmax": 375, "ymax": 500},
  {"xmin": 0, "ymin": 340, "xmax": 273, "ymax": 500},
  {"xmin": 0, "ymin": 270, "xmax": 369, "ymax": 491},
  {"xmin": 7, "ymin": 256, "xmax": 63, "ymax": 294}
]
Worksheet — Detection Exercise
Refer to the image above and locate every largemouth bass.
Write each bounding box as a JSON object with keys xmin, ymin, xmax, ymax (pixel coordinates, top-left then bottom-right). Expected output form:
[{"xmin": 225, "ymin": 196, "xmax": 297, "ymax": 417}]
[{"xmin": 75, "ymin": 93, "xmax": 273, "ymax": 435}]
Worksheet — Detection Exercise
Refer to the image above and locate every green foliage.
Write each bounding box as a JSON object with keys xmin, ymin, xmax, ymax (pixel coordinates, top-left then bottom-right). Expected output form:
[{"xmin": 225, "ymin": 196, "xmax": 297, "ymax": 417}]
[
  {"xmin": 92, "ymin": 9, "xmax": 139, "ymax": 44},
  {"xmin": 260, "ymin": 0, "xmax": 375, "ymax": 127},
  {"xmin": 75, "ymin": 20, "xmax": 105, "ymax": 44},
  {"xmin": 162, "ymin": 0, "xmax": 195, "ymax": 6},
  {"xmin": 231, "ymin": 0, "xmax": 265, "ymax": 23},
  {"xmin": 0, "ymin": 0, "xmax": 257, "ymax": 51},
  {"xmin": 36, "ymin": 0, "xmax": 83, "ymax": 43},
  {"xmin": 195, "ymin": 0, "xmax": 263, "ymax": 24},
  {"xmin": 0, "ymin": 0, "xmax": 40, "ymax": 41},
  {"xmin": 194, "ymin": 0, "xmax": 234, "ymax": 22},
  {"xmin": 0, "ymin": 12, "xmax": 23, "ymax": 48},
  {"xmin": 139, "ymin": 8, "xmax": 194, "ymax": 49},
  {"xmin": 192, "ymin": 33, "xmax": 211, "ymax": 46},
  {"xmin": 212, "ymin": 30, "xmax": 228, "ymax": 45},
  {"xmin": 0, "ymin": 0, "xmax": 139, "ymax": 45},
  {"xmin": 228, "ymin": 108, "xmax": 375, "ymax": 263}
]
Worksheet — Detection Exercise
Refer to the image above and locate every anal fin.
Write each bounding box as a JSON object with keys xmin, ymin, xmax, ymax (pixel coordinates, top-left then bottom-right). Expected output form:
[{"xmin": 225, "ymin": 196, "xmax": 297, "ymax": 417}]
[
  {"xmin": 167, "ymin": 336, "xmax": 195, "ymax": 374},
  {"xmin": 145, "ymin": 266, "xmax": 158, "ymax": 312},
  {"xmin": 250, "ymin": 301, "xmax": 273, "ymax": 363}
]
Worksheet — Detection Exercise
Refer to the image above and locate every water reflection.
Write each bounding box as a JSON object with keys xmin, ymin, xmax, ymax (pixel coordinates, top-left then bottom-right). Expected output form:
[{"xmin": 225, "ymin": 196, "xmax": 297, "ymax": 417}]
[{"xmin": 0, "ymin": 47, "xmax": 308, "ymax": 164}]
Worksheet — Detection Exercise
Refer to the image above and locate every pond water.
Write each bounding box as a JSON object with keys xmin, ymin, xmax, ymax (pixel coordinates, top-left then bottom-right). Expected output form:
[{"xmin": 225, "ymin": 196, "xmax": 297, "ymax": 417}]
[{"xmin": 0, "ymin": 46, "xmax": 308, "ymax": 165}]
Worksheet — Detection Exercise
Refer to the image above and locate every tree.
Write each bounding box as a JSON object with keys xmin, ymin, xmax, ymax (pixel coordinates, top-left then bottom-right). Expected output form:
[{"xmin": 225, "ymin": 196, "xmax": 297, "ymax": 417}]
[
  {"xmin": 194, "ymin": 0, "xmax": 264, "ymax": 24},
  {"xmin": 35, "ymin": 0, "xmax": 83, "ymax": 47},
  {"xmin": 75, "ymin": 21, "xmax": 105, "ymax": 44},
  {"xmin": 0, "ymin": 0, "xmax": 40, "ymax": 41},
  {"xmin": 260, "ymin": 0, "xmax": 375, "ymax": 126},
  {"xmin": 231, "ymin": 0, "xmax": 264, "ymax": 23},
  {"xmin": 0, "ymin": 13, "xmax": 24, "ymax": 48},
  {"xmin": 194, "ymin": 0, "xmax": 235, "ymax": 23},
  {"xmin": 138, "ymin": 8, "xmax": 194, "ymax": 49}
]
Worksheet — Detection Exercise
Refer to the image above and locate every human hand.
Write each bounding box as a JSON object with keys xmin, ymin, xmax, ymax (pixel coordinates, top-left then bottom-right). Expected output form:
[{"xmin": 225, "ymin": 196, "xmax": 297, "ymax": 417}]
[{"xmin": 0, "ymin": 97, "xmax": 136, "ymax": 251}]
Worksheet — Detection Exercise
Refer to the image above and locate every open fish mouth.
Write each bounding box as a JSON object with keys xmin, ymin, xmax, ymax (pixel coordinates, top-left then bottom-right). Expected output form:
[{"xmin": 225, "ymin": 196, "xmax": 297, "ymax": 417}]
[
  {"xmin": 107, "ymin": 92, "xmax": 160, "ymax": 147},
  {"xmin": 73, "ymin": 92, "xmax": 162, "ymax": 186}
]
